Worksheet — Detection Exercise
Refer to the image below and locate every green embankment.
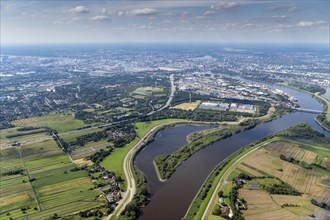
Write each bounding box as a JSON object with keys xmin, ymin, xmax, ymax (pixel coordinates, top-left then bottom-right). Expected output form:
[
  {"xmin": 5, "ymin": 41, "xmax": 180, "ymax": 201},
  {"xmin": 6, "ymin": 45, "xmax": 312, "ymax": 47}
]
[
  {"xmin": 184, "ymin": 139, "xmax": 264, "ymax": 220},
  {"xmin": 314, "ymin": 93, "xmax": 330, "ymax": 130},
  {"xmin": 279, "ymin": 81, "xmax": 329, "ymax": 130},
  {"xmin": 185, "ymin": 123, "xmax": 329, "ymax": 220},
  {"xmin": 101, "ymin": 119, "xmax": 187, "ymax": 185},
  {"xmin": 153, "ymin": 107, "xmax": 290, "ymax": 180},
  {"xmin": 154, "ymin": 123, "xmax": 255, "ymax": 180}
]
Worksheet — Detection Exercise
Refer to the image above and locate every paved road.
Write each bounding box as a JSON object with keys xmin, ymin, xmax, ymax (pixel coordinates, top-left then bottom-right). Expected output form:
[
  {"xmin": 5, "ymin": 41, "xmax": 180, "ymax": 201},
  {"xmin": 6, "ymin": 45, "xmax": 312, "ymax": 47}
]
[
  {"xmin": 107, "ymin": 120, "xmax": 186, "ymax": 219},
  {"xmin": 147, "ymin": 74, "xmax": 175, "ymax": 115},
  {"xmin": 1, "ymin": 75, "xmax": 176, "ymax": 149},
  {"xmin": 200, "ymin": 140, "xmax": 273, "ymax": 219}
]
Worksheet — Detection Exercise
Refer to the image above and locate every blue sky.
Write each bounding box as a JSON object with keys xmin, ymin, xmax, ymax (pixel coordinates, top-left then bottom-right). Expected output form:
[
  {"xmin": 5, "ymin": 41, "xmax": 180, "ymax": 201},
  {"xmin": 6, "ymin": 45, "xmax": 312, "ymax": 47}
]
[{"xmin": 1, "ymin": 0, "xmax": 329, "ymax": 44}]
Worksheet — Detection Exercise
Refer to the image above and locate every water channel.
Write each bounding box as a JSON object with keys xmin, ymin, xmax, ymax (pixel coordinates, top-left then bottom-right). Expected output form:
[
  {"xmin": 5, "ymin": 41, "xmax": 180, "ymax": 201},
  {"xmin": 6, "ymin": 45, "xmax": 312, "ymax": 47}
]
[{"xmin": 134, "ymin": 85, "xmax": 330, "ymax": 220}]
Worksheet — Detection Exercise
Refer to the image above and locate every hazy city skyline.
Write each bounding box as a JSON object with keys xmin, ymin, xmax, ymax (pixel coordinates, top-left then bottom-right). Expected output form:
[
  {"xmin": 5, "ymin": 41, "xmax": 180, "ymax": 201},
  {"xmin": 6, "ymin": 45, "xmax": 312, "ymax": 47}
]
[{"xmin": 1, "ymin": 0, "xmax": 329, "ymax": 44}]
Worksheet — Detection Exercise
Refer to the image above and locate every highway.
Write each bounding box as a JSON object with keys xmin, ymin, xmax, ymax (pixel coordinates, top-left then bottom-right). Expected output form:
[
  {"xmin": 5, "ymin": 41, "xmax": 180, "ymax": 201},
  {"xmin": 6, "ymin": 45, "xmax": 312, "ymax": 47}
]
[{"xmin": 147, "ymin": 74, "xmax": 175, "ymax": 115}]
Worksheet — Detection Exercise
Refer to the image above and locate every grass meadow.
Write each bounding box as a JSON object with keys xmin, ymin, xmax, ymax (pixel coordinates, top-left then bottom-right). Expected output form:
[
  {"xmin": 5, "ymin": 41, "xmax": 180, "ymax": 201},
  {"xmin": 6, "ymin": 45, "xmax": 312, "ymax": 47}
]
[{"xmin": 0, "ymin": 138, "xmax": 105, "ymax": 220}]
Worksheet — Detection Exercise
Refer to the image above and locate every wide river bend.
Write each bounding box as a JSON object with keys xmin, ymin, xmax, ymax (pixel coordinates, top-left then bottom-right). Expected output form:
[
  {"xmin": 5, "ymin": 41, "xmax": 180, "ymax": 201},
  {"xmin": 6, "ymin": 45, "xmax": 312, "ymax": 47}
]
[{"xmin": 135, "ymin": 85, "xmax": 329, "ymax": 220}]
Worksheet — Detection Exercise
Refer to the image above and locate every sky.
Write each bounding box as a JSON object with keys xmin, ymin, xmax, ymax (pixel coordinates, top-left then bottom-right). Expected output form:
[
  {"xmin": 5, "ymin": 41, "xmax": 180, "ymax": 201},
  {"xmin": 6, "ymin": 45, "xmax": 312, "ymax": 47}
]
[{"xmin": 1, "ymin": 0, "xmax": 329, "ymax": 44}]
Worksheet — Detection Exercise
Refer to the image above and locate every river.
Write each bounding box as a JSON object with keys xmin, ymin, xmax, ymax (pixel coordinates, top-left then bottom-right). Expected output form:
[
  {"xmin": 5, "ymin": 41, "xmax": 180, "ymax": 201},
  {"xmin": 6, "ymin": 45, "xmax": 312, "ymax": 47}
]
[{"xmin": 134, "ymin": 85, "xmax": 330, "ymax": 220}]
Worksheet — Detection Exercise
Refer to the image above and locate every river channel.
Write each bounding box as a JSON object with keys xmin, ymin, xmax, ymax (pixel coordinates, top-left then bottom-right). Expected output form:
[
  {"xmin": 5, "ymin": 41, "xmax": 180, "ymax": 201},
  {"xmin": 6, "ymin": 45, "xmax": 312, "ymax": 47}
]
[{"xmin": 134, "ymin": 85, "xmax": 330, "ymax": 220}]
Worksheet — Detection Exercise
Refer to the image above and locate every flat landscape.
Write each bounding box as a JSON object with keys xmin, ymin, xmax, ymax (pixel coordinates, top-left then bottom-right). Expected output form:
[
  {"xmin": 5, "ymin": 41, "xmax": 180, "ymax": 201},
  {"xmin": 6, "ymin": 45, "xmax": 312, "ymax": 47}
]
[
  {"xmin": 0, "ymin": 138, "xmax": 105, "ymax": 219},
  {"xmin": 171, "ymin": 101, "xmax": 201, "ymax": 110},
  {"xmin": 205, "ymin": 137, "xmax": 330, "ymax": 220},
  {"xmin": 101, "ymin": 118, "xmax": 187, "ymax": 184},
  {"xmin": 11, "ymin": 113, "xmax": 88, "ymax": 133},
  {"xmin": 1, "ymin": 7, "xmax": 329, "ymax": 219}
]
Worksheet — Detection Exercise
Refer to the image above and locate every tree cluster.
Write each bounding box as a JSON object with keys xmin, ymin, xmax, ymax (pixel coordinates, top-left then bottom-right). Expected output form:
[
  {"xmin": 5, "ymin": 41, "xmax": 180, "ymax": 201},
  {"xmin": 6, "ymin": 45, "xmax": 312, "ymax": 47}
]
[{"xmin": 311, "ymin": 199, "xmax": 330, "ymax": 210}]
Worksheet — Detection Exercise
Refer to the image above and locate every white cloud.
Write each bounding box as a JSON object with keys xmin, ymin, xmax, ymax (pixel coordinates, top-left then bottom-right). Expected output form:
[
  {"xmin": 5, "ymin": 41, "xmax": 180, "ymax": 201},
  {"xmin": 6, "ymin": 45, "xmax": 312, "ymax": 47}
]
[
  {"xmin": 297, "ymin": 21, "xmax": 326, "ymax": 27},
  {"xmin": 271, "ymin": 24, "xmax": 292, "ymax": 32},
  {"xmin": 210, "ymin": 2, "xmax": 238, "ymax": 10},
  {"xmin": 204, "ymin": 2, "xmax": 239, "ymax": 16},
  {"xmin": 268, "ymin": 15, "xmax": 289, "ymax": 23},
  {"xmin": 69, "ymin": 6, "xmax": 89, "ymax": 14},
  {"xmin": 272, "ymin": 15, "xmax": 287, "ymax": 19},
  {"xmin": 89, "ymin": 15, "xmax": 111, "ymax": 21},
  {"xmin": 100, "ymin": 8, "xmax": 108, "ymax": 14},
  {"xmin": 266, "ymin": 6, "xmax": 301, "ymax": 13},
  {"xmin": 195, "ymin": 16, "xmax": 207, "ymax": 20},
  {"xmin": 297, "ymin": 21, "xmax": 313, "ymax": 27},
  {"xmin": 72, "ymin": 17, "xmax": 81, "ymax": 21},
  {"xmin": 181, "ymin": 11, "xmax": 188, "ymax": 17},
  {"xmin": 127, "ymin": 8, "xmax": 158, "ymax": 16},
  {"xmin": 204, "ymin": 10, "xmax": 216, "ymax": 16},
  {"xmin": 52, "ymin": 21, "xmax": 62, "ymax": 25}
]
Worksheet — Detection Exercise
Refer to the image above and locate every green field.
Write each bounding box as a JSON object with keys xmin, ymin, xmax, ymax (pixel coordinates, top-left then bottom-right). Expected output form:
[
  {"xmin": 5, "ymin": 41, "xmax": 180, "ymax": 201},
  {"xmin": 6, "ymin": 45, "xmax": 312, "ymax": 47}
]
[
  {"xmin": 133, "ymin": 87, "xmax": 164, "ymax": 96},
  {"xmin": 60, "ymin": 128, "xmax": 102, "ymax": 143},
  {"xmin": 171, "ymin": 101, "xmax": 201, "ymax": 111},
  {"xmin": 188, "ymin": 123, "xmax": 330, "ymax": 220},
  {"xmin": 101, "ymin": 119, "xmax": 187, "ymax": 185},
  {"xmin": 203, "ymin": 137, "xmax": 330, "ymax": 220},
  {"xmin": 71, "ymin": 139, "xmax": 111, "ymax": 160},
  {"xmin": 315, "ymin": 93, "xmax": 330, "ymax": 121},
  {"xmin": 0, "ymin": 127, "xmax": 48, "ymax": 145},
  {"xmin": 0, "ymin": 138, "xmax": 105, "ymax": 220},
  {"xmin": 11, "ymin": 113, "xmax": 88, "ymax": 133}
]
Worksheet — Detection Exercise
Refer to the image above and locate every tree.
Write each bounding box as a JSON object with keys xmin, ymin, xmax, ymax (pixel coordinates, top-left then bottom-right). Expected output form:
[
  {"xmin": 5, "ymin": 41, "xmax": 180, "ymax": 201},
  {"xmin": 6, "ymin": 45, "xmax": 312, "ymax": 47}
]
[
  {"xmin": 212, "ymin": 206, "xmax": 222, "ymax": 216},
  {"xmin": 218, "ymin": 190, "xmax": 224, "ymax": 198}
]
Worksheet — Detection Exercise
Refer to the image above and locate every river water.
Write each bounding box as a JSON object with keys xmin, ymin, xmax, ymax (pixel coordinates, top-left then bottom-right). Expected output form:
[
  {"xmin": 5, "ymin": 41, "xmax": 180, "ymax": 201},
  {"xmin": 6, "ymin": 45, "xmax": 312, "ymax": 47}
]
[{"xmin": 134, "ymin": 85, "xmax": 329, "ymax": 220}]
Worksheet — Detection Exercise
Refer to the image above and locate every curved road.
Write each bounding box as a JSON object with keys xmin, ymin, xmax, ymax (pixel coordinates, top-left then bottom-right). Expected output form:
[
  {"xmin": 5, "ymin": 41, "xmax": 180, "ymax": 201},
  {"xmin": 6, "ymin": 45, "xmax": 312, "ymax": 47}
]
[
  {"xmin": 147, "ymin": 74, "xmax": 175, "ymax": 115},
  {"xmin": 107, "ymin": 120, "xmax": 187, "ymax": 219},
  {"xmin": 109, "ymin": 107, "xmax": 276, "ymax": 219},
  {"xmin": 200, "ymin": 139, "xmax": 274, "ymax": 219}
]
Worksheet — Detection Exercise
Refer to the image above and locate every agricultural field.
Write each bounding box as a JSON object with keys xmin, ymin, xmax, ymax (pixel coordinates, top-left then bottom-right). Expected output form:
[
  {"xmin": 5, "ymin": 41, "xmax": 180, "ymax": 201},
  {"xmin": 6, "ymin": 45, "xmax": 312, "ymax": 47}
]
[
  {"xmin": 0, "ymin": 127, "xmax": 49, "ymax": 145},
  {"xmin": 133, "ymin": 86, "xmax": 164, "ymax": 96},
  {"xmin": 171, "ymin": 100, "xmax": 201, "ymax": 111},
  {"xmin": 11, "ymin": 113, "xmax": 88, "ymax": 133},
  {"xmin": 70, "ymin": 140, "xmax": 111, "ymax": 160},
  {"xmin": 60, "ymin": 128, "xmax": 102, "ymax": 143},
  {"xmin": 95, "ymin": 107, "xmax": 132, "ymax": 116},
  {"xmin": 207, "ymin": 138, "xmax": 330, "ymax": 220},
  {"xmin": 0, "ymin": 138, "xmax": 105, "ymax": 220}
]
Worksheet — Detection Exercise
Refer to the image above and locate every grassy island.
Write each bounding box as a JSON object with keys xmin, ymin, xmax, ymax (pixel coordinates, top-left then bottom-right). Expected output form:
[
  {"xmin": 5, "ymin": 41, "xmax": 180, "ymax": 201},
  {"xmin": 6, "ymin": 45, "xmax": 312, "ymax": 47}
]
[{"xmin": 153, "ymin": 107, "xmax": 289, "ymax": 180}]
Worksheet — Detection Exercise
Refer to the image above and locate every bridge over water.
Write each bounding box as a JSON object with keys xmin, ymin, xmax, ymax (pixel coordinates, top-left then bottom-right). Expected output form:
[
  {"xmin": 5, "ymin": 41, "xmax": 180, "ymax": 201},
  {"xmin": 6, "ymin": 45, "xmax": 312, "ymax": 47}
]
[{"xmin": 293, "ymin": 108, "xmax": 330, "ymax": 114}]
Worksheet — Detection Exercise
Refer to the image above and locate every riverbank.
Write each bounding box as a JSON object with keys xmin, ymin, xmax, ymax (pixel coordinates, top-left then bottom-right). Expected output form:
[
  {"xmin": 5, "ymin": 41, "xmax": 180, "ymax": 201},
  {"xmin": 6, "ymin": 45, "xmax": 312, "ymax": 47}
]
[
  {"xmin": 104, "ymin": 119, "xmax": 190, "ymax": 220},
  {"xmin": 153, "ymin": 107, "xmax": 287, "ymax": 180},
  {"xmin": 314, "ymin": 93, "xmax": 330, "ymax": 131},
  {"xmin": 186, "ymin": 123, "xmax": 330, "ymax": 220},
  {"xmin": 184, "ymin": 136, "xmax": 272, "ymax": 220},
  {"xmin": 101, "ymin": 119, "xmax": 188, "ymax": 188},
  {"xmin": 105, "ymin": 106, "xmax": 288, "ymax": 219},
  {"xmin": 279, "ymin": 82, "xmax": 330, "ymax": 131}
]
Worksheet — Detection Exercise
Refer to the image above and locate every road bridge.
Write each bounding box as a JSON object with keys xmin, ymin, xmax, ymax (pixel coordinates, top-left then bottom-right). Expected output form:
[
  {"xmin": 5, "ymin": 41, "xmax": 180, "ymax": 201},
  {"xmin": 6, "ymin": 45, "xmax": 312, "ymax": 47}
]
[{"xmin": 293, "ymin": 108, "xmax": 330, "ymax": 114}]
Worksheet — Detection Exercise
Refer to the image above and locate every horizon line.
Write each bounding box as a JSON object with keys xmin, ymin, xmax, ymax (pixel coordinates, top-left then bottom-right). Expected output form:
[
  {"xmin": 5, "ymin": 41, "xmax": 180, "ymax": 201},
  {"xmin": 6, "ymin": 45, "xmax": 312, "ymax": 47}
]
[{"xmin": 1, "ymin": 41, "xmax": 330, "ymax": 46}]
